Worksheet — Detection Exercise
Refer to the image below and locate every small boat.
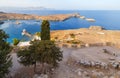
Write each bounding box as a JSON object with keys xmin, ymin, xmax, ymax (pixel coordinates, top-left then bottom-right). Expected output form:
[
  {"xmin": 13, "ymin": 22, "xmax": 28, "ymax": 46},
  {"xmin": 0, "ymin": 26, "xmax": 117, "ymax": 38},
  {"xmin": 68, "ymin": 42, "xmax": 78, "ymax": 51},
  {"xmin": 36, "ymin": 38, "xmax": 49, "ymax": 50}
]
[{"xmin": 0, "ymin": 21, "xmax": 4, "ymax": 25}]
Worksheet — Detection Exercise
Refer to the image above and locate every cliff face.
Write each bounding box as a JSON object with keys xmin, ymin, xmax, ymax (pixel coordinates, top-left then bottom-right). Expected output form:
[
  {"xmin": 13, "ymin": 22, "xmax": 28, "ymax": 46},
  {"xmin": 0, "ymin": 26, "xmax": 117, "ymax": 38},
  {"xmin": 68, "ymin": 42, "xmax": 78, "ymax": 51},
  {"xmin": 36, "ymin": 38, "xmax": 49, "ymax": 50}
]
[{"xmin": 0, "ymin": 12, "xmax": 80, "ymax": 21}]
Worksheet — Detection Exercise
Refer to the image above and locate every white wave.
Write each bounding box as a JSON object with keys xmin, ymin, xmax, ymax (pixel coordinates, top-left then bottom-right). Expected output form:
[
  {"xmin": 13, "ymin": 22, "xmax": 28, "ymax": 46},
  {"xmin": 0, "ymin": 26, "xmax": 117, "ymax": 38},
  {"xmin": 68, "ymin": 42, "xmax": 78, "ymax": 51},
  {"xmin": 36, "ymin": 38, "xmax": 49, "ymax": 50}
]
[{"xmin": 23, "ymin": 21, "xmax": 39, "ymax": 25}]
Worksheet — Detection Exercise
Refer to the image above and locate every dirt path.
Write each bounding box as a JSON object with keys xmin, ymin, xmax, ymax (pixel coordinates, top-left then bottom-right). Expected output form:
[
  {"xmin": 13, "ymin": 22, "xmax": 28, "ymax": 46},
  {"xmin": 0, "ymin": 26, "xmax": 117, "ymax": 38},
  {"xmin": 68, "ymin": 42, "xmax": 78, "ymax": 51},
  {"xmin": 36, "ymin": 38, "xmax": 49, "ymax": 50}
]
[
  {"xmin": 52, "ymin": 46, "xmax": 120, "ymax": 78},
  {"xmin": 53, "ymin": 48, "xmax": 80, "ymax": 78},
  {"xmin": 9, "ymin": 53, "xmax": 23, "ymax": 76}
]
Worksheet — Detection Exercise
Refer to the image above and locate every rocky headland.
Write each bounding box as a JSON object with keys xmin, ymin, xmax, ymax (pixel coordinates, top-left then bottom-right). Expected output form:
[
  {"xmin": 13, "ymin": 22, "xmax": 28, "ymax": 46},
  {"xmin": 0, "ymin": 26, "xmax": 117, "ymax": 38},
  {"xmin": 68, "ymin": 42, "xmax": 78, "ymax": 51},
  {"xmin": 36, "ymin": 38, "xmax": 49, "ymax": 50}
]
[{"xmin": 0, "ymin": 12, "xmax": 80, "ymax": 21}]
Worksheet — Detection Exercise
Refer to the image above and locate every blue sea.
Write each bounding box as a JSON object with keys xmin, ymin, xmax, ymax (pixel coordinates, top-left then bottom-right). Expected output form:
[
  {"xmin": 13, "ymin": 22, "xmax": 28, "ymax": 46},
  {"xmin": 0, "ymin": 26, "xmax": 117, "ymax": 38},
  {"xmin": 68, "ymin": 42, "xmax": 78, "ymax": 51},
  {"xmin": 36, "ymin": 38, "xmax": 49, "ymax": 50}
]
[{"xmin": 0, "ymin": 10, "xmax": 120, "ymax": 43}]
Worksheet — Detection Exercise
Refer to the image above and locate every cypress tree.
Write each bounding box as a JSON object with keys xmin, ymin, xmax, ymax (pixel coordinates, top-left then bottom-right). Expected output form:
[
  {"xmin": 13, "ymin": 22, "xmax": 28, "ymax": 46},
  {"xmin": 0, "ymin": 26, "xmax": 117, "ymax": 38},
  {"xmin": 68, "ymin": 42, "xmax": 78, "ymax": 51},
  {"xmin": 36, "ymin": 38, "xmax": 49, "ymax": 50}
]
[
  {"xmin": 41, "ymin": 20, "xmax": 50, "ymax": 40},
  {"xmin": 17, "ymin": 20, "xmax": 63, "ymax": 74},
  {"xmin": 0, "ymin": 30, "xmax": 12, "ymax": 78}
]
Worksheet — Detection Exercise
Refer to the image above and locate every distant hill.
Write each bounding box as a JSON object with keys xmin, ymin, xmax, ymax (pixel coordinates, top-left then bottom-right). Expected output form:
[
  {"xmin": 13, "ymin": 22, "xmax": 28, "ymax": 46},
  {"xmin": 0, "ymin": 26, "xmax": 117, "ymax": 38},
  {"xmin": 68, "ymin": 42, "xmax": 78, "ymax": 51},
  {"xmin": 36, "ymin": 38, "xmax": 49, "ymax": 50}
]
[
  {"xmin": 0, "ymin": 7, "xmax": 54, "ymax": 12},
  {"xmin": 0, "ymin": 11, "xmax": 5, "ymax": 13},
  {"xmin": 23, "ymin": 7, "xmax": 54, "ymax": 10}
]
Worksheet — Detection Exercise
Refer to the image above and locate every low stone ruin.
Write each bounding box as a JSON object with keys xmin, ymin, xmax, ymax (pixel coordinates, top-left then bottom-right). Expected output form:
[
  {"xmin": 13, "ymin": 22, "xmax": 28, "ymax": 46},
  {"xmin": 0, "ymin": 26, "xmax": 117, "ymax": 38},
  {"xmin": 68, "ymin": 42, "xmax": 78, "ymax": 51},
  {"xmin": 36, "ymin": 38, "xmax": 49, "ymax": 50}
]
[
  {"xmin": 75, "ymin": 59, "xmax": 120, "ymax": 69},
  {"xmin": 89, "ymin": 26, "xmax": 104, "ymax": 31}
]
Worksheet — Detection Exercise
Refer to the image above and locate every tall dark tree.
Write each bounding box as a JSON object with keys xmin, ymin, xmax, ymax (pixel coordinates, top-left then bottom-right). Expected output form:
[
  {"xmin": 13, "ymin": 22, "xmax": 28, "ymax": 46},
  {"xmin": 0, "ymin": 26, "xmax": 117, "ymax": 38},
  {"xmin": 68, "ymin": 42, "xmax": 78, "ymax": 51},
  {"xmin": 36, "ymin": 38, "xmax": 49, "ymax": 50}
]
[
  {"xmin": 0, "ymin": 30, "xmax": 12, "ymax": 78},
  {"xmin": 41, "ymin": 20, "xmax": 50, "ymax": 40}
]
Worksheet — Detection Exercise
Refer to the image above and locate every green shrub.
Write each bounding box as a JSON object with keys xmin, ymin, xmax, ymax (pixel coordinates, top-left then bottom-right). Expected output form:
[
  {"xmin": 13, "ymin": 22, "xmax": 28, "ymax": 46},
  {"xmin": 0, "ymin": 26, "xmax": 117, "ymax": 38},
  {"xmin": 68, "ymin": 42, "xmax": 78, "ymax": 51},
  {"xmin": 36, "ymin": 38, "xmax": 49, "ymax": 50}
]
[
  {"xmin": 13, "ymin": 38, "xmax": 20, "ymax": 45},
  {"xmin": 35, "ymin": 32, "xmax": 41, "ymax": 37},
  {"xmin": 55, "ymin": 36, "xmax": 58, "ymax": 40},
  {"xmin": 70, "ymin": 33, "xmax": 75, "ymax": 38}
]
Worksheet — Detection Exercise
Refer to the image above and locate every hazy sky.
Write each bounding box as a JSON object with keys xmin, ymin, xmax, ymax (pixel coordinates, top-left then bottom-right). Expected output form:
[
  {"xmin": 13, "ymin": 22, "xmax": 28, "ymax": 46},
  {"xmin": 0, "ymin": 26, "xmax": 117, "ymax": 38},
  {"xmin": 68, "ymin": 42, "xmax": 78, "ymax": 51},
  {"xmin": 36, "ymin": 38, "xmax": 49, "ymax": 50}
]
[{"xmin": 0, "ymin": 0, "xmax": 120, "ymax": 10}]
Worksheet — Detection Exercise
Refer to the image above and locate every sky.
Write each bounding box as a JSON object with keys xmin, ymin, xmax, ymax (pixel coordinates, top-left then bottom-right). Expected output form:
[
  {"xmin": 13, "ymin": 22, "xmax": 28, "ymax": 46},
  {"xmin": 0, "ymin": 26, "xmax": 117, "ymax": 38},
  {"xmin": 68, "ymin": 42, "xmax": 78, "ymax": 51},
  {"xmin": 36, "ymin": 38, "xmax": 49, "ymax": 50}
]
[{"xmin": 0, "ymin": 0, "xmax": 120, "ymax": 10}]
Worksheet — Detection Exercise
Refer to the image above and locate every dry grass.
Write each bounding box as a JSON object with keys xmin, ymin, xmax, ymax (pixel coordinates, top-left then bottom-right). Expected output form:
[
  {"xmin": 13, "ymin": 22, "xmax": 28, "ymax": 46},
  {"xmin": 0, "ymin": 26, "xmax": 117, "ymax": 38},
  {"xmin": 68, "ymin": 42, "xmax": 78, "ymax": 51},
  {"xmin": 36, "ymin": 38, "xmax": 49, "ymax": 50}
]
[{"xmin": 51, "ymin": 28, "xmax": 120, "ymax": 48}]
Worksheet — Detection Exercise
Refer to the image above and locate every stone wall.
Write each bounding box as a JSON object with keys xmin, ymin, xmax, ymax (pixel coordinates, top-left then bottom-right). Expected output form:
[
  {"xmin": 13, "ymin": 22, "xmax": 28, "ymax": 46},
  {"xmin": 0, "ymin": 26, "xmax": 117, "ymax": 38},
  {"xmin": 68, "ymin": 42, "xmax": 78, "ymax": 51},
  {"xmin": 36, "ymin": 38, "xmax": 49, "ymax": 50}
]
[{"xmin": 55, "ymin": 42, "xmax": 117, "ymax": 48}]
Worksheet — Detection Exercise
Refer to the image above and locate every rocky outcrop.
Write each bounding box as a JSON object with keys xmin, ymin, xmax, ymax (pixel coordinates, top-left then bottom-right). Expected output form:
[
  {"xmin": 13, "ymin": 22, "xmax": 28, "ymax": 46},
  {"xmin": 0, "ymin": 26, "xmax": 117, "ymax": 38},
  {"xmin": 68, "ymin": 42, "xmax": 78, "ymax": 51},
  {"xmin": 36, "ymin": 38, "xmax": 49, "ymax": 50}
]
[
  {"xmin": 33, "ymin": 74, "xmax": 48, "ymax": 78},
  {"xmin": 89, "ymin": 26, "xmax": 104, "ymax": 30},
  {"xmin": 0, "ymin": 21, "xmax": 4, "ymax": 25},
  {"xmin": 0, "ymin": 12, "xmax": 80, "ymax": 21},
  {"xmin": 86, "ymin": 18, "xmax": 95, "ymax": 22}
]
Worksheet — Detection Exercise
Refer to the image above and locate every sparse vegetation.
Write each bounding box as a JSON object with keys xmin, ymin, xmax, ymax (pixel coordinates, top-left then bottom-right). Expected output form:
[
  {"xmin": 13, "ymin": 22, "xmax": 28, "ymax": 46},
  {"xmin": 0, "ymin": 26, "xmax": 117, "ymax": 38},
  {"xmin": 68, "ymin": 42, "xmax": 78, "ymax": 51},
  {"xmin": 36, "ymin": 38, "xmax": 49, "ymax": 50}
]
[
  {"xmin": 103, "ymin": 49, "xmax": 108, "ymax": 53},
  {"xmin": 66, "ymin": 40, "xmax": 84, "ymax": 44},
  {"xmin": 55, "ymin": 36, "xmax": 58, "ymax": 40},
  {"xmin": 70, "ymin": 33, "xmax": 75, "ymax": 38}
]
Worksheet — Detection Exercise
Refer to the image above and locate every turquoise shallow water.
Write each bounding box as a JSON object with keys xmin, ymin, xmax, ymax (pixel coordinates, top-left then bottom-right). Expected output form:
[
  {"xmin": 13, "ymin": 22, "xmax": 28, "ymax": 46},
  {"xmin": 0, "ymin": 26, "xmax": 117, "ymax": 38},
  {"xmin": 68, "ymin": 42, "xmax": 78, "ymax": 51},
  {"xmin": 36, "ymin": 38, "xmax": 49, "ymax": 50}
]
[{"xmin": 0, "ymin": 10, "xmax": 120, "ymax": 43}]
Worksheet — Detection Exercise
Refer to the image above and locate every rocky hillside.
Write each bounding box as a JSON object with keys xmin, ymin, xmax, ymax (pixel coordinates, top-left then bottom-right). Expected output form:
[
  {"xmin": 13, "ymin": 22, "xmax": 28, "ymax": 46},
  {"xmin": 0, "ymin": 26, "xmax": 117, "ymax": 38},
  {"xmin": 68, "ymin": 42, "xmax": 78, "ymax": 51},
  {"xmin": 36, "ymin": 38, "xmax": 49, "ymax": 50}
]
[{"xmin": 51, "ymin": 26, "xmax": 120, "ymax": 48}]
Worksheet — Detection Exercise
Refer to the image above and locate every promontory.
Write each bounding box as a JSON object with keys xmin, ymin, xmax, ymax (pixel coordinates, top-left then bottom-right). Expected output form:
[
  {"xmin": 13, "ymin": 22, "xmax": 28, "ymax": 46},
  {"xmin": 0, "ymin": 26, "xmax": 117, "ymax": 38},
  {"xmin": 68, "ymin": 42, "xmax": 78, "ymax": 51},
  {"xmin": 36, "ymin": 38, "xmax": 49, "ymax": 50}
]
[{"xmin": 0, "ymin": 12, "xmax": 80, "ymax": 21}]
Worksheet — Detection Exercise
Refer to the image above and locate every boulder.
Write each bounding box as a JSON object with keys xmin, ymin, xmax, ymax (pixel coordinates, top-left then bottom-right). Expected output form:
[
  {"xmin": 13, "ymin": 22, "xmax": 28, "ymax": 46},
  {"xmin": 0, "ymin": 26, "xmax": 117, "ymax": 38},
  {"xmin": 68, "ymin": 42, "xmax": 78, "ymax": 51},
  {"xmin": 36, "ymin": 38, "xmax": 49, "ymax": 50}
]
[
  {"xmin": 78, "ymin": 71, "xmax": 82, "ymax": 76},
  {"xmin": 103, "ymin": 76, "xmax": 109, "ymax": 78},
  {"xmin": 33, "ymin": 74, "xmax": 48, "ymax": 78}
]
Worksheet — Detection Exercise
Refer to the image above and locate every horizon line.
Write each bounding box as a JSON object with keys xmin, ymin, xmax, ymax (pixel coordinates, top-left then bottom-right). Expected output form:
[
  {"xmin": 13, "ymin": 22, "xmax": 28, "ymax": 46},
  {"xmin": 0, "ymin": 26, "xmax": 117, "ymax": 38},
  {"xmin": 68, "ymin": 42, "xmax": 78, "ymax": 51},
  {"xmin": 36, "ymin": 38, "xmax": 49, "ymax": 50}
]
[{"xmin": 0, "ymin": 6, "xmax": 120, "ymax": 11}]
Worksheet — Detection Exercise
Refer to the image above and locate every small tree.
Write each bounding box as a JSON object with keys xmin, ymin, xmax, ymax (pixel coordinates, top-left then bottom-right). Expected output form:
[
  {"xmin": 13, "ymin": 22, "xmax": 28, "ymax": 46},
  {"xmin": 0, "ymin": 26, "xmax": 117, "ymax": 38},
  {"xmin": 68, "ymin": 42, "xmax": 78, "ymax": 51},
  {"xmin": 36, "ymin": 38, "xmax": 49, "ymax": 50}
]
[
  {"xmin": 17, "ymin": 40, "xmax": 63, "ymax": 73},
  {"xmin": 13, "ymin": 38, "xmax": 20, "ymax": 46},
  {"xmin": 0, "ymin": 30, "xmax": 12, "ymax": 78},
  {"xmin": 41, "ymin": 20, "xmax": 50, "ymax": 40},
  {"xmin": 36, "ymin": 40, "xmax": 63, "ymax": 68}
]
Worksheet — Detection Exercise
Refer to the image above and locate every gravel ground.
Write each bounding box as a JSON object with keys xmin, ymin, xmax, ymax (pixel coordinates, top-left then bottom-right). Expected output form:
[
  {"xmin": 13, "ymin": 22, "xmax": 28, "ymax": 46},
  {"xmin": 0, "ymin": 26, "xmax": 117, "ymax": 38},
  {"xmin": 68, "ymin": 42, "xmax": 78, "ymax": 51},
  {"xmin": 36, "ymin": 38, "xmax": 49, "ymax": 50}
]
[{"xmin": 10, "ymin": 46, "xmax": 120, "ymax": 78}]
